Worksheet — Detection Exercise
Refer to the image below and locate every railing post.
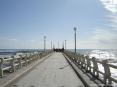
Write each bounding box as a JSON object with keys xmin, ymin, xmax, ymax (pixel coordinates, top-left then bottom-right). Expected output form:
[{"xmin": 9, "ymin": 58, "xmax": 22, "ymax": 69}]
[
  {"xmin": 102, "ymin": 60, "xmax": 112, "ymax": 84},
  {"xmin": 92, "ymin": 57, "xmax": 99, "ymax": 77},
  {"xmin": 31, "ymin": 53, "xmax": 33, "ymax": 62},
  {"xmin": 36, "ymin": 53, "xmax": 38, "ymax": 59},
  {"xmin": 35, "ymin": 53, "xmax": 37, "ymax": 58},
  {"xmin": 33, "ymin": 54, "xmax": 36, "ymax": 60},
  {"xmin": 74, "ymin": 53, "xmax": 78, "ymax": 65},
  {"xmin": 34, "ymin": 54, "xmax": 36, "ymax": 59},
  {"xmin": 38, "ymin": 53, "xmax": 40, "ymax": 59},
  {"xmin": 19, "ymin": 55, "xmax": 22, "ymax": 68},
  {"xmin": 37, "ymin": 53, "xmax": 40, "ymax": 59},
  {"xmin": 10, "ymin": 56, "xmax": 15, "ymax": 72},
  {"xmin": 0, "ymin": 58, "xmax": 4, "ymax": 77},
  {"xmin": 32, "ymin": 53, "xmax": 34, "ymax": 59},
  {"xmin": 80, "ymin": 55, "xmax": 85, "ymax": 68},
  {"xmin": 29, "ymin": 53, "xmax": 33, "ymax": 63},
  {"xmin": 38, "ymin": 52, "xmax": 40, "ymax": 59},
  {"xmin": 24, "ymin": 54, "xmax": 28, "ymax": 66},
  {"xmin": 85, "ymin": 56, "xmax": 91, "ymax": 72},
  {"xmin": 69, "ymin": 52, "xmax": 73, "ymax": 61},
  {"xmin": 77, "ymin": 55, "xmax": 82, "ymax": 68},
  {"xmin": 75, "ymin": 54, "xmax": 79, "ymax": 66},
  {"xmin": 39, "ymin": 53, "xmax": 42, "ymax": 58},
  {"xmin": 76, "ymin": 55, "xmax": 79, "ymax": 65},
  {"xmin": 72, "ymin": 53, "xmax": 76, "ymax": 63}
]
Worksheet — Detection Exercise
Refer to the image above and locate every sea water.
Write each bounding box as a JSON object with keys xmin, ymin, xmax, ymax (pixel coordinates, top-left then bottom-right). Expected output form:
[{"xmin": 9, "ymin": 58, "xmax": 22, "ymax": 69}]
[
  {"xmin": 0, "ymin": 49, "xmax": 43, "ymax": 58},
  {"xmin": 69, "ymin": 49, "xmax": 117, "ymax": 60}
]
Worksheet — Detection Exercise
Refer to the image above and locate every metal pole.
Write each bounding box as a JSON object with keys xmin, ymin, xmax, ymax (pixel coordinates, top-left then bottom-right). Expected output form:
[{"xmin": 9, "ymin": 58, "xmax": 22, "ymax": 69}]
[
  {"xmin": 58, "ymin": 41, "xmax": 59, "ymax": 49},
  {"xmin": 74, "ymin": 27, "xmax": 77, "ymax": 53},
  {"xmin": 44, "ymin": 36, "xmax": 46, "ymax": 52},
  {"xmin": 51, "ymin": 41, "xmax": 52, "ymax": 50},
  {"xmin": 65, "ymin": 40, "xmax": 66, "ymax": 50},
  {"xmin": 62, "ymin": 41, "xmax": 64, "ymax": 49},
  {"xmin": 53, "ymin": 44, "xmax": 55, "ymax": 49}
]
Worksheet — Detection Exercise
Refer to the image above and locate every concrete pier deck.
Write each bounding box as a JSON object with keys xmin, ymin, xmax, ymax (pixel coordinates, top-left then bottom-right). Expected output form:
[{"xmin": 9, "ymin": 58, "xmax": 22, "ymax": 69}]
[{"xmin": 9, "ymin": 52, "xmax": 85, "ymax": 87}]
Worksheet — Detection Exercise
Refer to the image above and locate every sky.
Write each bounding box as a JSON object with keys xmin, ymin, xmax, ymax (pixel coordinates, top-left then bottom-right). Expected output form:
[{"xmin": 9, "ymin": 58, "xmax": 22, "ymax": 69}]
[{"xmin": 0, "ymin": 0, "xmax": 117, "ymax": 49}]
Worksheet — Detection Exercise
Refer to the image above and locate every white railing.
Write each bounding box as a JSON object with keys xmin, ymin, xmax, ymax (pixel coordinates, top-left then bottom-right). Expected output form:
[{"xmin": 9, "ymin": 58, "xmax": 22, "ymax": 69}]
[
  {"xmin": 64, "ymin": 51, "xmax": 117, "ymax": 85},
  {"xmin": 0, "ymin": 51, "xmax": 52, "ymax": 77}
]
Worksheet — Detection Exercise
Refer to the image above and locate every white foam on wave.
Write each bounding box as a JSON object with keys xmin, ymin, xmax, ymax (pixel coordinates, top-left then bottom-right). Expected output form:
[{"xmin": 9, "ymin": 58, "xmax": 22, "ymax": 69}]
[
  {"xmin": 89, "ymin": 50, "xmax": 116, "ymax": 60},
  {"xmin": 89, "ymin": 50, "xmax": 117, "ymax": 83}
]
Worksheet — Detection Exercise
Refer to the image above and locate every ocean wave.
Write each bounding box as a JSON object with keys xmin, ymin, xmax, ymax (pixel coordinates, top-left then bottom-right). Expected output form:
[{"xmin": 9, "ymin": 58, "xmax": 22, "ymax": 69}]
[{"xmin": 89, "ymin": 50, "xmax": 116, "ymax": 60}]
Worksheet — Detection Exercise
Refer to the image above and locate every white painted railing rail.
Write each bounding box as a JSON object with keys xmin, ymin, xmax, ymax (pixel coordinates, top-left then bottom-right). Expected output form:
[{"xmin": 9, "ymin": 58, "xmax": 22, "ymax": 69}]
[
  {"xmin": 64, "ymin": 51, "xmax": 117, "ymax": 85},
  {"xmin": 0, "ymin": 51, "xmax": 52, "ymax": 77}
]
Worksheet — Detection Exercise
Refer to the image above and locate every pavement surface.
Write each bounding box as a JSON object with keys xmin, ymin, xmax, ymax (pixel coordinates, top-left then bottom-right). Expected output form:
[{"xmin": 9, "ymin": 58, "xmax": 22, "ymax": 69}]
[{"xmin": 9, "ymin": 52, "xmax": 85, "ymax": 87}]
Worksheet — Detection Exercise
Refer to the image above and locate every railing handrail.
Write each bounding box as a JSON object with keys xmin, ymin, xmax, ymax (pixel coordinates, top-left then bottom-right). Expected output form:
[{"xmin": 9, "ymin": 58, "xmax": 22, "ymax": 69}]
[
  {"xmin": 64, "ymin": 51, "xmax": 117, "ymax": 85},
  {"xmin": 0, "ymin": 50, "xmax": 53, "ymax": 77}
]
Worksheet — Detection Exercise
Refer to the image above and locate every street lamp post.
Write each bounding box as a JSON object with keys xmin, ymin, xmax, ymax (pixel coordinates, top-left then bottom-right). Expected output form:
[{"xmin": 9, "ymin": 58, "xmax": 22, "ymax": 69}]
[
  {"xmin": 44, "ymin": 36, "xmax": 46, "ymax": 52},
  {"xmin": 51, "ymin": 41, "xmax": 52, "ymax": 50},
  {"xmin": 58, "ymin": 41, "xmax": 59, "ymax": 49},
  {"xmin": 65, "ymin": 40, "xmax": 66, "ymax": 50},
  {"xmin": 74, "ymin": 27, "xmax": 77, "ymax": 53}
]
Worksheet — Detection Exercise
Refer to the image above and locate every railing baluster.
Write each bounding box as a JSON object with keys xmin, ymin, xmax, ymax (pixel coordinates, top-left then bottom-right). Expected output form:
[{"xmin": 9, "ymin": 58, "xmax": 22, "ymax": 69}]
[
  {"xmin": 92, "ymin": 57, "xmax": 99, "ymax": 77},
  {"xmin": 0, "ymin": 51, "xmax": 52, "ymax": 79},
  {"xmin": 102, "ymin": 60, "xmax": 112, "ymax": 84},
  {"xmin": 19, "ymin": 55, "xmax": 22, "ymax": 68},
  {"xmin": 0, "ymin": 58, "xmax": 4, "ymax": 77},
  {"xmin": 81, "ymin": 55, "xmax": 84, "ymax": 68},
  {"xmin": 10, "ymin": 56, "xmax": 15, "ymax": 72},
  {"xmin": 64, "ymin": 51, "xmax": 117, "ymax": 84},
  {"xmin": 85, "ymin": 56, "xmax": 91, "ymax": 72}
]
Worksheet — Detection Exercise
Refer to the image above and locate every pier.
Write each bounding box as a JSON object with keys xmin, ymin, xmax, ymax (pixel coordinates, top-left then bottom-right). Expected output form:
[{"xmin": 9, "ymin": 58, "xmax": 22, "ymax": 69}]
[
  {"xmin": 1, "ymin": 0, "xmax": 117, "ymax": 86},
  {"xmin": 0, "ymin": 50, "xmax": 117, "ymax": 87}
]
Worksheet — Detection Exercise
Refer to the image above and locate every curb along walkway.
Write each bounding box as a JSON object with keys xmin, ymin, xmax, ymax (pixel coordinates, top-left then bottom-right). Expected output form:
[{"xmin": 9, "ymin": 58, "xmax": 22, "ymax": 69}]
[{"xmin": 8, "ymin": 52, "xmax": 85, "ymax": 87}]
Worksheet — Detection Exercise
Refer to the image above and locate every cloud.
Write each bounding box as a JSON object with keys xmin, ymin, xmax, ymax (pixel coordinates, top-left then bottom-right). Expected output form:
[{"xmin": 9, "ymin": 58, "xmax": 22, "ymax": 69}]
[
  {"xmin": 100, "ymin": 0, "xmax": 117, "ymax": 13},
  {"xmin": 88, "ymin": 0, "xmax": 117, "ymax": 49},
  {"xmin": 77, "ymin": 28, "xmax": 117, "ymax": 49},
  {"xmin": 100, "ymin": 0, "xmax": 117, "ymax": 31},
  {"xmin": 93, "ymin": 29, "xmax": 117, "ymax": 48},
  {"xmin": 106, "ymin": 14, "xmax": 117, "ymax": 30},
  {"xmin": 93, "ymin": 29, "xmax": 117, "ymax": 43}
]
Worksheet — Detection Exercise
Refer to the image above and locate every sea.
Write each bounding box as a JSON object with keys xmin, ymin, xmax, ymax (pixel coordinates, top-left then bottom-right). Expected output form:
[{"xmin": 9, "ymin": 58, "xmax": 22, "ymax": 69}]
[
  {"xmin": 69, "ymin": 49, "xmax": 117, "ymax": 60},
  {"xmin": 0, "ymin": 49, "xmax": 44, "ymax": 58},
  {"xmin": 0, "ymin": 49, "xmax": 117, "ymax": 61}
]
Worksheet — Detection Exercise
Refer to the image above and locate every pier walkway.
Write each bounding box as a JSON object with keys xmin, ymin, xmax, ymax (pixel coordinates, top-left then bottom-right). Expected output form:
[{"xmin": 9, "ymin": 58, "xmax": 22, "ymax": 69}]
[{"xmin": 8, "ymin": 52, "xmax": 85, "ymax": 87}]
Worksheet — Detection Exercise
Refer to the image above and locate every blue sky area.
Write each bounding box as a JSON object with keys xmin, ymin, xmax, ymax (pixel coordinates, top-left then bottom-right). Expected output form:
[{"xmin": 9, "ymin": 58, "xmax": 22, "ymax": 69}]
[{"xmin": 0, "ymin": 0, "xmax": 117, "ymax": 49}]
